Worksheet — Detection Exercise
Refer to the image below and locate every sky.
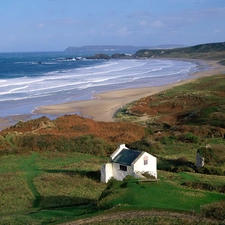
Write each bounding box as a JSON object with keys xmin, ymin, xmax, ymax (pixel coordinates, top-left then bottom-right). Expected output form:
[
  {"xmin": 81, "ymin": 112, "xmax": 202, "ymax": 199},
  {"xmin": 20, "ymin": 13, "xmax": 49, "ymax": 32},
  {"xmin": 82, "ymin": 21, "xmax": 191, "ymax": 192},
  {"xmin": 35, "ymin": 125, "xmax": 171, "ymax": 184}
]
[{"xmin": 0, "ymin": 0, "xmax": 224, "ymax": 52}]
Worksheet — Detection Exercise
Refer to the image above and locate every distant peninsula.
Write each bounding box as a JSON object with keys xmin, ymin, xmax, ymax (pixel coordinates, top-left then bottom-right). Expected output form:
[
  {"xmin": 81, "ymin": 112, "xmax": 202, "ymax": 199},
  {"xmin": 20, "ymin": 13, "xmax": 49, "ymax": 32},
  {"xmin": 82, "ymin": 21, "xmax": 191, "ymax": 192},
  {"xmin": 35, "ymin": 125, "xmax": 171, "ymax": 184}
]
[
  {"xmin": 64, "ymin": 45, "xmax": 185, "ymax": 53},
  {"xmin": 64, "ymin": 42, "xmax": 225, "ymax": 65}
]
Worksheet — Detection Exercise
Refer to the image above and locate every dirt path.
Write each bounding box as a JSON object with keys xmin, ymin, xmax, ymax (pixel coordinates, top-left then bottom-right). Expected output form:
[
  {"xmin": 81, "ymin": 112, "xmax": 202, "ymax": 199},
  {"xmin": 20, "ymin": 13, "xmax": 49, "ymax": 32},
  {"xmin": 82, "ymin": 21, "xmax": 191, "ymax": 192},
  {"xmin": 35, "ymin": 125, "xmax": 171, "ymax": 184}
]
[
  {"xmin": 19, "ymin": 152, "xmax": 42, "ymax": 208},
  {"xmin": 61, "ymin": 210, "xmax": 216, "ymax": 225}
]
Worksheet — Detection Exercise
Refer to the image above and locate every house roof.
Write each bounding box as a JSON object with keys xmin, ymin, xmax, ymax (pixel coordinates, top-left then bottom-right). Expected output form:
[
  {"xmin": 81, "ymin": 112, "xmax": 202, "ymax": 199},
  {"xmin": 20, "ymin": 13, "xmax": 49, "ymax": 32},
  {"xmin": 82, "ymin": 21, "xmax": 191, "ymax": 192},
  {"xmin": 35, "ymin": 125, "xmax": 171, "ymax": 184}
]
[{"xmin": 112, "ymin": 149, "xmax": 142, "ymax": 166}]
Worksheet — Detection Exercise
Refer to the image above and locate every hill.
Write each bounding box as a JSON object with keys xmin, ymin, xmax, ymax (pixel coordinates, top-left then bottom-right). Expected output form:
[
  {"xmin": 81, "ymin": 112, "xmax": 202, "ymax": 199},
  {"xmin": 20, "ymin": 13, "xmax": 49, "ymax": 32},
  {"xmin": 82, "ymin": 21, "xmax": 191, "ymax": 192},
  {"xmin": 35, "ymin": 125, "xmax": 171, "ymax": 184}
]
[
  {"xmin": 68, "ymin": 42, "xmax": 225, "ymax": 63},
  {"xmin": 0, "ymin": 42, "xmax": 225, "ymax": 224},
  {"xmin": 134, "ymin": 42, "xmax": 225, "ymax": 61},
  {"xmin": 64, "ymin": 44, "xmax": 185, "ymax": 53},
  {"xmin": 0, "ymin": 114, "xmax": 146, "ymax": 156}
]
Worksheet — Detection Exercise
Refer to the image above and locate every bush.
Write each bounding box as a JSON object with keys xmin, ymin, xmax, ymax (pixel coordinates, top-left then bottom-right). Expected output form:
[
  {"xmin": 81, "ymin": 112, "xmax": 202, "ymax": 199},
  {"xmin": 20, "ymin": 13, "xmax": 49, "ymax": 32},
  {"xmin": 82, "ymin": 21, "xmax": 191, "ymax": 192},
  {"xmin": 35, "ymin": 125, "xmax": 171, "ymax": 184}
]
[
  {"xmin": 198, "ymin": 144, "xmax": 225, "ymax": 165},
  {"xmin": 201, "ymin": 106, "xmax": 218, "ymax": 118},
  {"xmin": 9, "ymin": 134, "xmax": 114, "ymax": 156},
  {"xmin": 144, "ymin": 127, "xmax": 154, "ymax": 136},
  {"xmin": 174, "ymin": 156, "xmax": 188, "ymax": 166},
  {"xmin": 196, "ymin": 166, "xmax": 225, "ymax": 176},
  {"xmin": 72, "ymin": 135, "xmax": 114, "ymax": 156},
  {"xmin": 201, "ymin": 200, "xmax": 225, "ymax": 221},
  {"xmin": 170, "ymin": 165, "xmax": 195, "ymax": 173},
  {"xmin": 179, "ymin": 132, "xmax": 199, "ymax": 143},
  {"xmin": 159, "ymin": 136, "xmax": 177, "ymax": 145},
  {"xmin": 128, "ymin": 138, "xmax": 163, "ymax": 154},
  {"xmin": 182, "ymin": 181, "xmax": 225, "ymax": 193}
]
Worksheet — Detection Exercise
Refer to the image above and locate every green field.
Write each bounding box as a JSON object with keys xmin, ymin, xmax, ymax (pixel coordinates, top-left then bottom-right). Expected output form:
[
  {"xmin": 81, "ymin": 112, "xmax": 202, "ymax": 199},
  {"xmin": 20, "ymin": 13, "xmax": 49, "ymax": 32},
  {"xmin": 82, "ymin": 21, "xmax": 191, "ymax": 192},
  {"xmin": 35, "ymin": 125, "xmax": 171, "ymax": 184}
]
[
  {"xmin": 0, "ymin": 150, "xmax": 224, "ymax": 224},
  {"xmin": 0, "ymin": 152, "xmax": 107, "ymax": 224},
  {"xmin": 0, "ymin": 48, "xmax": 225, "ymax": 224}
]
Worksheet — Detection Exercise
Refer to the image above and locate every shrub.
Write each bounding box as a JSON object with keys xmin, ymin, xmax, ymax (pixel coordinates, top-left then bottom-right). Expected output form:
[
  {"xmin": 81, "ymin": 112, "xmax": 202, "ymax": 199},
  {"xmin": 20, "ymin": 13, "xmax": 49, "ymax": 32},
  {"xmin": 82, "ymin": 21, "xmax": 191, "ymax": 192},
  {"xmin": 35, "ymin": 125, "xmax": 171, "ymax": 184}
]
[
  {"xmin": 198, "ymin": 144, "xmax": 225, "ymax": 165},
  {"xmin": 9, "ymin": 133, "xmax": 114, "ymax": 156},
  {"xmin": 72, "ymin": 135, "xmax": 115, "ymax": 156},
  {"xmin": 174, "ymin": 156, "xmax": 188, "ymax": 166},
  {"xmin": 201, "ymin": 200, "xmax": 225, "ymax": 221},
  {"xmin": 196, "ymin": 166, "xmax": 225, "ymax": 176},
  {"xmin": 159, "ymin": 136, "xmax": 177, "ymax": 145},
  {"xmin": 128, "ymin": 138, "xmax": 163, "ymax": 154},
  {"xmin": 182, "ymin": 181, "xmax": 225, "ymax": 193},
  {"xmin": 201, "ymin": 106, "xmax": 218, "ymax": 118},
  {"xmin": 179, "ymin": 132, "xmax": 199, "ymax": 143},
  {"xmin": 170, "ymin": 165, "xmax": 195, "ymax": 173},
  {"xmin": 144, "ymin": 127, "xmax": 154, "ymax": 136}
]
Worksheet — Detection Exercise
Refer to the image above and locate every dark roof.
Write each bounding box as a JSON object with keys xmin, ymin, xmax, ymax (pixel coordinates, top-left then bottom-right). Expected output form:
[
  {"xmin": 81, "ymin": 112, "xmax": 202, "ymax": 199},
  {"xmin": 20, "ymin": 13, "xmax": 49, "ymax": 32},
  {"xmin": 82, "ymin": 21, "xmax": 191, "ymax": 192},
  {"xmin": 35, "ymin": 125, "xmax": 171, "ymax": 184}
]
[{"xmin": 112, "ymin": 149, "xmax": 142, "ymax": 166}]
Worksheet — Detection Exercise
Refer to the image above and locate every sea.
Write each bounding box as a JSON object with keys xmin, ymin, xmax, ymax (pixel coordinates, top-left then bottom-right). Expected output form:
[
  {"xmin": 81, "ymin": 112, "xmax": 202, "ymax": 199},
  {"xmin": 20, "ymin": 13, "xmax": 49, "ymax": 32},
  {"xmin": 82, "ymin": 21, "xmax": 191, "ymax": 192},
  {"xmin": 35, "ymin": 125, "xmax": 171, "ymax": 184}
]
[{"xmin": 0, "ymin": 51, "xmax": 210, "ymax": 119}]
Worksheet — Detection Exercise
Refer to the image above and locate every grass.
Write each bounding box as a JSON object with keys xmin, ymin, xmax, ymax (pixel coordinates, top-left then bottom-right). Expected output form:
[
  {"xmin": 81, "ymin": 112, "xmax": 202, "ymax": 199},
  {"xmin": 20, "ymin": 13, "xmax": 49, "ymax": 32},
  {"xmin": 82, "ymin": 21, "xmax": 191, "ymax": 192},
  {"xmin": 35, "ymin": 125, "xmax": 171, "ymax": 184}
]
[
  {"xmin": 97, "ymin": 172, "xmax": 225, "ymax": 213},
  {"xmin": 34, "ymin": 172, "xmax": 105, "ymax": 208},
  {"xmin": 134, "ymin": 42, "xmax": 225, "ymax": 60},
  {"xmin": 82, "ymin": 216, "xmax": 217, "ymax": 225},
  {"xmin": 0, "ymin": 152, "xmax": 107, "ymax": 218},
  {"xmin": 115, "ymin": 74, "xmax": 225, "ymax": 128},
  {"xmin": 0, "ymin": 149, "xmax": 224, "ymax": 224},
  {"xmin": 0, "ymin": 72, "xmax": 225, "ymax": 223},
  {"xmin": 0, "ymin": 206, "xmax": 99, "ymax": 225},
  {"xmin": 0, "ymin": 171, "xmax": 34, "ymax": 213},
  {"xmin": 18, "ymin": 152, "xmax": 42, "ymax": 208}
]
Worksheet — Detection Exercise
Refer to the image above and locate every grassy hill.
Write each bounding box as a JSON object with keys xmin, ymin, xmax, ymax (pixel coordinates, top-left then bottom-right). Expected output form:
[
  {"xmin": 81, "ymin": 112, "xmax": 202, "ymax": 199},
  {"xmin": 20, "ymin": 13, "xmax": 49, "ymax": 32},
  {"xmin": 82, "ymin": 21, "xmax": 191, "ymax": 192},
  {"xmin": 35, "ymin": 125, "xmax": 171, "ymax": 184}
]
[
  {"xmin": 0, "ymin": 42, "xmax": 225, "ymax": 224},
  {"xmin": 134, "ymin": 42, "xmax": 225, "ymax": 61},
  {"xmin": 0, "ymin": 73, "xmax": 225, "ymax": 224}
]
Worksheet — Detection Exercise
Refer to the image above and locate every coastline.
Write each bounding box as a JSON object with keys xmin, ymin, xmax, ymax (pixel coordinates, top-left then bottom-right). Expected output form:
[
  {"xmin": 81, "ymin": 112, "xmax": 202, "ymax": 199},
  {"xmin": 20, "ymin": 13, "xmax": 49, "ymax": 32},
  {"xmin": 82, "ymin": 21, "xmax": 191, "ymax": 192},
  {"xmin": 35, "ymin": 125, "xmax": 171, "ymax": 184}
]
[{"xmin": 0, "ymin": 59, "xmax": 224, "ymax": 130}]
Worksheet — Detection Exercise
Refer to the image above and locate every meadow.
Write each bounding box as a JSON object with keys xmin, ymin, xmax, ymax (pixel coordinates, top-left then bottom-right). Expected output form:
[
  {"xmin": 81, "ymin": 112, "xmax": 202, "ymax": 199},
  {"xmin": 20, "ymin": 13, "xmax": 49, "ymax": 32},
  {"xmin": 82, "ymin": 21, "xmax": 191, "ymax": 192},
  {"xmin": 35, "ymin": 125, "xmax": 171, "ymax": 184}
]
[
  {"xmin": 0, "ymin": 72, "xmax": 225, "ymax": 224},
  {"xmin": 0, "ymin": 148, "xmax": 225, "ymax": 224}
]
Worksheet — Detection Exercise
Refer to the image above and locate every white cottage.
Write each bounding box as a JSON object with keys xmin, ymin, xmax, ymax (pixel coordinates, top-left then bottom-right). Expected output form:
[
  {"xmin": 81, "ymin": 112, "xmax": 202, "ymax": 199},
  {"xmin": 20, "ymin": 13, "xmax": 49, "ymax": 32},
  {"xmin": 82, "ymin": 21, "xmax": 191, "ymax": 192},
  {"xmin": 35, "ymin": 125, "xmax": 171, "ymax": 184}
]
[{"xmin": 100, "ymin": 144, "xmax": 157, "ymax": 183}]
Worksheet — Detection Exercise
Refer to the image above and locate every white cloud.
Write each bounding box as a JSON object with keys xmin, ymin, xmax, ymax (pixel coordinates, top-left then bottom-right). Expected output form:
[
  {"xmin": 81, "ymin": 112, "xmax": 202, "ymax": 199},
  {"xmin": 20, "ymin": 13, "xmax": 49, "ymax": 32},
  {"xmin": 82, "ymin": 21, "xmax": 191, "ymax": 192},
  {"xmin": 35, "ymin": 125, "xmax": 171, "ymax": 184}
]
[
  {"xmin": 127, "ymin": 10, "xmax": 151, "ymax": 18},
  {"xmin": 107, "ymin": 23, "xmax": 115, "ymax": 28},
  {"xmin": 193, "ymin": 0, "xmax": 205, "ymax": 4},
  {"xmin": 214, "ymin": 29, "xmax": 221, "ymax": 33},
  {"xmin": 57, "ymin": 19, "xmax": 80, "ymax": 25},
  {"xmin": 139, "ymin": 20, "xmax": 147, "ymax": 26},
  {"xmin": 37, "ymin": 19, "xmax": 81, "ymax": 28},
  {"xmin": 190, "ymin": 7, "xmax": 225, "ymax": 18},
  {"xmin": 38, "ymin": 23, "xmax": 45, "ymax": 28},
  {"xmin": 151, "ymin": 21, "xmax": 163, "ymax": 28},
  {"xmin": 171, "ymin": 0, "xmax": 204, "ymax": 3},
  {"xmin": 116, "ymin": 27, "xmax": 132, "ymax": 36}
]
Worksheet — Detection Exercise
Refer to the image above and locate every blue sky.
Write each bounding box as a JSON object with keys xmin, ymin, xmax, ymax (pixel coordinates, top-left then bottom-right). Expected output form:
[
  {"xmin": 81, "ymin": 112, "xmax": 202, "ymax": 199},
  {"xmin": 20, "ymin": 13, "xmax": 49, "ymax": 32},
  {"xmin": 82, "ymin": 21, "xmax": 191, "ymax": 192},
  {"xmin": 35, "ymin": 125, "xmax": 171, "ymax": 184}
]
[{"xmin": 0, "ymin": 0, "xmax": 224, "ymax": 52}]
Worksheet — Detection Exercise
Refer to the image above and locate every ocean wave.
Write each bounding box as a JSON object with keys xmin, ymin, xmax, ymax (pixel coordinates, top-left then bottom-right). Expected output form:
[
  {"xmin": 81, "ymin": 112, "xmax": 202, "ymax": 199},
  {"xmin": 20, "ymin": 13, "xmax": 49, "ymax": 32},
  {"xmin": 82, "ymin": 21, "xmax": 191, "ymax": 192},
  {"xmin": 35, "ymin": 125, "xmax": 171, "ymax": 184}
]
[
  {"xmin": 0, "ymin": 86, "xmax": 29, "ymax": 95},
  {"xmin": 0, "ymin": 78, "xmax": 45, "ymax": 88},
  {"xmin": 0, "ymin": 57, "xmax": 203, "ymax": 116},
  {"xmin": 0, "ymin": 60, "xmax": 197, "ymax": 98},
  {"xmin": 0, "ymin": 92, "xmax": 55, "ymax": 102}
]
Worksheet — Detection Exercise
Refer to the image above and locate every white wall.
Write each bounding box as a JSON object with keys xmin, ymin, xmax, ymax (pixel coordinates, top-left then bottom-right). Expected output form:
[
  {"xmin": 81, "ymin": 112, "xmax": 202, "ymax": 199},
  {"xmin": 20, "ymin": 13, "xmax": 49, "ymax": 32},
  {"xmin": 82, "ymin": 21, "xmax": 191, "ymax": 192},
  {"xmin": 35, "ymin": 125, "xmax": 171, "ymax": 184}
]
[
  {"xmin": 100, "ymin": 163, "xmax": 113, "ymax": 183},
  {"xmin": 101, "ymin": 147, "xmax": 157, "ymax": 183},
  {"xmin": 133, "ymin": 152, "xmax": 157, "ymax": 178},
  {"xmin": 111, "ymin": 163, "xmax": 133, "ymax": 181}
]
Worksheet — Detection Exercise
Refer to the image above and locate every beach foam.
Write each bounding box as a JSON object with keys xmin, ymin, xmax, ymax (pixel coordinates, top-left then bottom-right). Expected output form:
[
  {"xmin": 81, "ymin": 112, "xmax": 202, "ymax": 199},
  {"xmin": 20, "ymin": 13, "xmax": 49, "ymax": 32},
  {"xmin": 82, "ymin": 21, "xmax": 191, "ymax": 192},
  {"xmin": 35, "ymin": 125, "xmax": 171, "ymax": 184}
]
[{"xmin": 0, "ymin": 52, "xmax": 208, "ymax": 117}]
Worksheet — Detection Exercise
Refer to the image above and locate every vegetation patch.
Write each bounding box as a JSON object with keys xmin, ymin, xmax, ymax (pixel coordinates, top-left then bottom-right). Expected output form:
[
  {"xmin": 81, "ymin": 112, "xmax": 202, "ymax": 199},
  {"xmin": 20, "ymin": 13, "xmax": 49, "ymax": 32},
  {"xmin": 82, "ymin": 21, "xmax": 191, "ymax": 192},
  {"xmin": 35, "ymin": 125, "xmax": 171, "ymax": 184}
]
[
  {"xmin": 0, "ymin": 172, "xmax": 34, "ymax": 213},
  {"xmin": 97, "ymin": 173, "xmax": 225, "ymax": 213},
  {"xmin": 0, "ymin": 67, "xmax": 225, "ymax": 223}
]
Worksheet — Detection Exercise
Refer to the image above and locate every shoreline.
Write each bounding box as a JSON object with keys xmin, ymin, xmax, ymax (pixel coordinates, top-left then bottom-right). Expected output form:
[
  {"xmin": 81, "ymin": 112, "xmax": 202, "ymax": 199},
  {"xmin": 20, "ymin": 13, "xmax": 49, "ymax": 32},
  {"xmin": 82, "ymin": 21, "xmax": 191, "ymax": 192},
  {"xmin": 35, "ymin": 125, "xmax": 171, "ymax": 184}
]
[{"xmin": 0, "ymin": 59, "xmax": 224, "ymax": 130}]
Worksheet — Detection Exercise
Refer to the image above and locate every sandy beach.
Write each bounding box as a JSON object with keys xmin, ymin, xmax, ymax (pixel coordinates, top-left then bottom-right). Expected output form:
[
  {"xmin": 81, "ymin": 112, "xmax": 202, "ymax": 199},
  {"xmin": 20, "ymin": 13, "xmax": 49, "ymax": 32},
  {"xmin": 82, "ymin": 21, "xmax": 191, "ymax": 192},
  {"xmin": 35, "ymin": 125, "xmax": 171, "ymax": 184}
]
[{"xmin": 0, "ymin": 59, "xmax": 224, "ymax": 130}]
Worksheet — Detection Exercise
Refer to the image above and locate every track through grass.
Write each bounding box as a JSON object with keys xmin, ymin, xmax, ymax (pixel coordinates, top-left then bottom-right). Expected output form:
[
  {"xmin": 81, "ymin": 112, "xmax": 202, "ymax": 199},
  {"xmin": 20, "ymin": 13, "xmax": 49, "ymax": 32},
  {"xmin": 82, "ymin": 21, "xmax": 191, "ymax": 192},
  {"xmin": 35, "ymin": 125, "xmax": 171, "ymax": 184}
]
[{"xmin": 18, "ymin": 152, "xmax": 43, "ymax": 208}]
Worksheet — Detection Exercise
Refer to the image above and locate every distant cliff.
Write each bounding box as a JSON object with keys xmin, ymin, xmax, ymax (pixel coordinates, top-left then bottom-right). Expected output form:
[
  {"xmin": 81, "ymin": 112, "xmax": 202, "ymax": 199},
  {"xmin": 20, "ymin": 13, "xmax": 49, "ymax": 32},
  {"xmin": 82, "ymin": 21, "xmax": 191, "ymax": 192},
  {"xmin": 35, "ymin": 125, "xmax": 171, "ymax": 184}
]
[
  {"xmin": 134, "ymin": 42, "xmax": 225, "ymax": 60},
  {"xmin": 65, "ymin": 45, "xmax": 151, "ymax": 53},
  {"xmin": 64, "ymin": 45, "xmax": 184, "ymax": 53},
  {"xmin": 64, "ymin": 42, "xmax": 225, "ymax": 62}
]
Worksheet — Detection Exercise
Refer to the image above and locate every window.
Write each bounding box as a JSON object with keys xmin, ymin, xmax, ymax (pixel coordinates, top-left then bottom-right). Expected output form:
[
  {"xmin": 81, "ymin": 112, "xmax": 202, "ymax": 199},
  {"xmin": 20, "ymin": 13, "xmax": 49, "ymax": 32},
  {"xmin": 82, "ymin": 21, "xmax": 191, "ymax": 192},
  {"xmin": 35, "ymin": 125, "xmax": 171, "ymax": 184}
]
[
  {"xmin": 144, "ymin": 156, "xmax": 148, "ymax": 165},
  {"xmin": 119, "ymin": 165, "xmax": 127, "ymax": 171}
]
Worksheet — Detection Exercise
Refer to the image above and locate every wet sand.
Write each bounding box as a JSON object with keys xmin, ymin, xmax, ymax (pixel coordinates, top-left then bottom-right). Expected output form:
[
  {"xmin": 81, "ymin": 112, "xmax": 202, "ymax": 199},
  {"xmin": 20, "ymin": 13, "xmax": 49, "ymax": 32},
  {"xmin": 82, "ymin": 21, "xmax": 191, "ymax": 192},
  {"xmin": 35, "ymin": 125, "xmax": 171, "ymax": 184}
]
[{"xmin": 0, "ymin": 59, "xmax": 224, "ymax": 130}]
